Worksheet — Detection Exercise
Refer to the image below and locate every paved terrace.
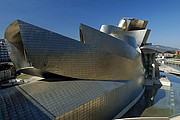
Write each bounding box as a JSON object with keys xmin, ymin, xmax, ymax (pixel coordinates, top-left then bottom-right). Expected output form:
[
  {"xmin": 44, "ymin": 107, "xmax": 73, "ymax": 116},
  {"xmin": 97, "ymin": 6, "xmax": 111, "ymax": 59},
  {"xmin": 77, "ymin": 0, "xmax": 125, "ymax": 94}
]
[
  {"xmin": 159, "ymin": 64, "xmax": 180, "ymax": 75},
  {"xmin": 164, "ymin": 59, "xmax": 180, "ymax": 66}
]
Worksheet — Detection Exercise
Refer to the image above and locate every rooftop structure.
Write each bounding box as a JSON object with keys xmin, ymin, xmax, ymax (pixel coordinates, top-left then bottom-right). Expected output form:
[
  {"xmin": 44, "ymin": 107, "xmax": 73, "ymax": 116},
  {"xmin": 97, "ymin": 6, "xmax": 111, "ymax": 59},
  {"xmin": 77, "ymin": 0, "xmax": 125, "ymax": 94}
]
[{"xmin": 176, "ymin": 50, "xmax": 180, "ymax": 55}]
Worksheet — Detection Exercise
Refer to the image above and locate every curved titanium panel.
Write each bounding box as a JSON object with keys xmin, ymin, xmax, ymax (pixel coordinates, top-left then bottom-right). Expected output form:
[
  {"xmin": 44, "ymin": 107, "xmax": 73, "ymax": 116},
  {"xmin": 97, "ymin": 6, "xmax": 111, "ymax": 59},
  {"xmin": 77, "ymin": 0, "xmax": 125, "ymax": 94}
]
[
  {"xmin": 4, "ymin": 20, "xmax": 31, "ymax": 70},
  {"xmin": 0, "ymin": 76, "xmax": 144, "ymax": 120},
  {"xmin": 2, "ymin": 18, "xmax": 150, "ymax": 119},
  {"xmin": 100, "ymin": 24, "xmax": 150, "ymax": 47},
  {"xmin": 5, "ymin": 20, "xmax": 144, "ymax": 80},
  {"xmin": 80, "ymin": 24, "xmax": 138, "ymax": 59},
  {"xmin": 100, "ymin": 25, "xmax": 121, "ymax": 34},
  {"xmin": 100, "ymin": 25, "xmax": 137, "ymax": 48},
  {"xmin": 118, "ymin": 18, "xmax": 148, "ymax": 31}
]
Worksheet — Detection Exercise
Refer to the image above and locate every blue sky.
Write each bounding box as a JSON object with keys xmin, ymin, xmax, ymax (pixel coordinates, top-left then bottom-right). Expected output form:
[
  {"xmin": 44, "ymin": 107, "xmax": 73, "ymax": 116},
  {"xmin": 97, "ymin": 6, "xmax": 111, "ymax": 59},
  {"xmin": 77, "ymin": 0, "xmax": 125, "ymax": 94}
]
[{"xmin": 0, "ymin": 0, "xmax": 180, "ymax": 48}]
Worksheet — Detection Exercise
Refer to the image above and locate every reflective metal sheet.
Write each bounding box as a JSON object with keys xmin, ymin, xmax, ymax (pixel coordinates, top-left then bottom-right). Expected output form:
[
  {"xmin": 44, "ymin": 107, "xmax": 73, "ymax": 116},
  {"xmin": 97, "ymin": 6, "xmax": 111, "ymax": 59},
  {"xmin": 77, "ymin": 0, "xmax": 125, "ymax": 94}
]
[{"xmin": 5, "ymin": 20, "xmax": 144, "ymax": 80}]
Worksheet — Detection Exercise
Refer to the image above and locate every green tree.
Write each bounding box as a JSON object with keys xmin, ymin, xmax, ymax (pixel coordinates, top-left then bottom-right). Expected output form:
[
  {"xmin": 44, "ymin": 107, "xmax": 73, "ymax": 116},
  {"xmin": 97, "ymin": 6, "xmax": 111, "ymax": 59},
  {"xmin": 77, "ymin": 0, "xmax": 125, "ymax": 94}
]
[
  {"xmin": 175, "ymin": 54, "xmax": 180, "ymax": 59},
  {"xmin": 165, "ymin": 50, "xmax": 176, "ymax": 54}
]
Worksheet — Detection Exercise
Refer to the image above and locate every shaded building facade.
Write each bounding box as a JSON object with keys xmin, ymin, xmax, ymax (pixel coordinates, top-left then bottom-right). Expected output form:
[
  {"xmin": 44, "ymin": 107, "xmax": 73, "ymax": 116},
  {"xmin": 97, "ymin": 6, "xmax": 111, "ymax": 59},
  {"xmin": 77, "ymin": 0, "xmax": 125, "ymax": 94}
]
[{"xmin": 0, "ymin": 39, "xmax": 10, "ymax": 62}]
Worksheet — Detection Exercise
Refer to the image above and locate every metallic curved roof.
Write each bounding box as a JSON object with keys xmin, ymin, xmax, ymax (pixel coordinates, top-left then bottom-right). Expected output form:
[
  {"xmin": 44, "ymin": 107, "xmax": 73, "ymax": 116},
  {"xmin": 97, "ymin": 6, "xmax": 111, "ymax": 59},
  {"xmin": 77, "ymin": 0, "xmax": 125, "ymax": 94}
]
[{"xmin": 4, "ymin": 20, "xmax": 144, "ymax": 80}]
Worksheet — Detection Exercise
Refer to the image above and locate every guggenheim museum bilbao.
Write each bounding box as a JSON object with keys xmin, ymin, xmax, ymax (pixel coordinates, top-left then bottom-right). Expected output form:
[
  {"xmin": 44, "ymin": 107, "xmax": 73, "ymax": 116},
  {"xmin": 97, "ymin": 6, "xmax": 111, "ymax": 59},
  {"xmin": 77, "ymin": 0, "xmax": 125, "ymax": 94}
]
[{"xmin": 1, "ymin": 18, "xmax": 151, "ymax": 119}]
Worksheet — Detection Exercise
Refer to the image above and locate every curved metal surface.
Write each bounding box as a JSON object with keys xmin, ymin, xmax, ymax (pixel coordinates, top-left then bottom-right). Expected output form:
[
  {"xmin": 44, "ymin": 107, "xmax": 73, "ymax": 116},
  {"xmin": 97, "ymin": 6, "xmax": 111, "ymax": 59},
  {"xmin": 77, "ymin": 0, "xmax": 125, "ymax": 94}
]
[
  {"xmin": 0, "ymin": 76, "xmax": 144, "ymax": 120},
  {"xmin": 118, "ymin": 18, "xmax": 148, "ymax": 31},
  {"xmin": 1, "ymin": 18, "xmax": 151, "ymax": 120},
  {"xmin": 80, "ymin": 24, "xmax": 139, "ymax": 59},
  {"xmin": 100, "ymin": 24, "xmax": 150, "ymax": 47},
  {"xmin": 5, "ymin": 20, "xmax": 144, "ymax": 80},
  {"xmin": 4, "ymin": 20, "xmax": 31, "ymax": 70},
  {"xmin": 100, "ymin": 25, "xmax": 137, "ymax": 48}
]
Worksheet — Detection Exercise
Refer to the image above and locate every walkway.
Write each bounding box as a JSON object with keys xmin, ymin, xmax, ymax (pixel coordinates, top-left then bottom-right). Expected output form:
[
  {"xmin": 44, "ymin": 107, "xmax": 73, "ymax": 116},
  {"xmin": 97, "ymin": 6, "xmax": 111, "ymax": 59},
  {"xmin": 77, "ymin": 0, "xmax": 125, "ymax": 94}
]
[{"xmin": 159, "ymin": 64, "xmax": 180, "ymax": 75}]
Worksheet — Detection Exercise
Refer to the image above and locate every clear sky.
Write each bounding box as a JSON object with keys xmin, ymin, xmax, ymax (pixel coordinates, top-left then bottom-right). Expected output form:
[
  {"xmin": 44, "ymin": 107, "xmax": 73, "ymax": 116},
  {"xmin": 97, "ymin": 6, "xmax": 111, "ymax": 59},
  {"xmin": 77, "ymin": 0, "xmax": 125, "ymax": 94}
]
[{"xmin": 0, "ymin": 0, "xmax": 180, "ymax": 48}]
